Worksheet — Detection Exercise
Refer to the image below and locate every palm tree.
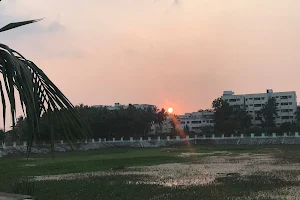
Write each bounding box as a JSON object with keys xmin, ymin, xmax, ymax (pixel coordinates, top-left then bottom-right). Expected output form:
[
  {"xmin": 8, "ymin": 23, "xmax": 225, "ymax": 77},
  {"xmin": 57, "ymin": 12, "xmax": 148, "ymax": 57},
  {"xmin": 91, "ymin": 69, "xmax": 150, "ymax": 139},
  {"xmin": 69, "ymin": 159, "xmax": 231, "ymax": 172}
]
[{"xmin": 0, "ymin": 19, "xmax": 89, "ymax": 154}]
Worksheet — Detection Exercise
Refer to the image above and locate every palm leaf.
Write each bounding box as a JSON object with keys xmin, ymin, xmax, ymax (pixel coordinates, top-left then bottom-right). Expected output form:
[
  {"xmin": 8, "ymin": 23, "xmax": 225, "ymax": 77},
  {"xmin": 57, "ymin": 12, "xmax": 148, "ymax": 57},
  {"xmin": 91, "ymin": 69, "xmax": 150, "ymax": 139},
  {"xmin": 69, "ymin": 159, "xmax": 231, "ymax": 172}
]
[
  {"xmin": 0, "ymin": 44, "xmax": 90, "ymax": 155},
  {"xmin": 0, "ymin": 19, "xmax": 43, "ymax": 33}
]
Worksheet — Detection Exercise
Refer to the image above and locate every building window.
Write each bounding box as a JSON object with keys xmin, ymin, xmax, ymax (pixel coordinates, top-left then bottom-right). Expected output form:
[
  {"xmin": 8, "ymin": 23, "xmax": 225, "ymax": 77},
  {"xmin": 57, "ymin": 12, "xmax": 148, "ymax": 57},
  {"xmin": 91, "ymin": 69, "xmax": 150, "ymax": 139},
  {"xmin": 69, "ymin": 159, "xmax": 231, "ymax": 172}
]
[
  {"xmin": 180, "ymin": 121, "xmax": 185, "ymax": 124},
  {"xmin": 276, "ymin": 96, "xmax": 279, "ymax": 98},
  {"xmin": 187, "ymin": 121, "xmax": 190, "ymax": 124},
  {"xmin": 237, "ymin": 99, "xmax": 240, "ymax": 101},
  {"xmin": 249, "ymin": 98, "xmax": 253, "ymax": 100},
  {"xmin": 281, "ymin": 109, "xmax": 289, "ymax": 112},
  {"xmin": 281, "ymin": 96, "xmax": 288, "ymax": 99},
  {"xmin": 191, "ymin": 121, "xmax": 198, "ymax": 124},
  {"xmin": 289, "ymin": 109, "xmax": 293, "ymax": 112},
  {"xmin": 249, "ymin": 111, "xmax": 253, "ymax": 113},
  {"xmin": 254, "ymin": 97, "xmax": 261, "ymax": 100},
  {"xmin": 261, "ymin": 97, "xmax": 265, "ymax": 100},
  {"xmin": 282, "ymin": 116, "xmax": 289, "ymax": 119},
  {"xmin": 229, "ymin": 99, "xmax": 237, "ymax": 102},
  {"xmin": 255, "ymin": 117, "xmax": 262, "ymax": 120},
  {"xmin": 281, "ymin": 103, "xmax": 289, "ymax": 106},
  {"xmin": 290, "ymin": 116, "xmax": 294, "ymax": 119},
  {"xmin": 249, "ymin": 104, "xmax": 253, "ymax": 106},
  {"xmin": 254, "ymin": 104, "xmax": 261, "ymax": 107},
  {"xmin": 289, "ymin": 102, "xmax": 293, "ymax": 105},
  {"xmin": 288, "ymin": 95, "xmax": 292, "ymax": 98}
]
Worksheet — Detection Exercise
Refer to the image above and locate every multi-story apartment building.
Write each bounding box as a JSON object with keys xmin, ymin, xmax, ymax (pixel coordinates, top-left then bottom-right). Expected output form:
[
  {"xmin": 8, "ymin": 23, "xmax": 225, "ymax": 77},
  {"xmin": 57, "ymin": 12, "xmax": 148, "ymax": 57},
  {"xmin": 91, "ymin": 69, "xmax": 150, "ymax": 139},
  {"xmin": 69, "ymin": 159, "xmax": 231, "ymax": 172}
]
[
  {"xmin": 93, "ymin": 103, "xmax": 155, "ymax": 111},
  {"xmin": 177, "ymin": 110, "xmax": 214, "ymax": 133},
  {"xmin": 221, "ymin": 89, "xmax": 297, "ymax": 126},
  {"xmin": 150, "ymin": 111, "xmax": 214, "ymax": 134}
]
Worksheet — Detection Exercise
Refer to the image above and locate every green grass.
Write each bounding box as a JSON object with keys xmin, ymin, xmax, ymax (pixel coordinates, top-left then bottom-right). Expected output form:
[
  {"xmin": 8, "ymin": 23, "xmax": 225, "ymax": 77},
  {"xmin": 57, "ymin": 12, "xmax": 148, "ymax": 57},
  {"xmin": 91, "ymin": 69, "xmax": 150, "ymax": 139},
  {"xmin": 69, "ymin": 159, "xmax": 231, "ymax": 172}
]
[{"xmin": 0, "ymin": 145, "xmax": 300, "ymax": 200}]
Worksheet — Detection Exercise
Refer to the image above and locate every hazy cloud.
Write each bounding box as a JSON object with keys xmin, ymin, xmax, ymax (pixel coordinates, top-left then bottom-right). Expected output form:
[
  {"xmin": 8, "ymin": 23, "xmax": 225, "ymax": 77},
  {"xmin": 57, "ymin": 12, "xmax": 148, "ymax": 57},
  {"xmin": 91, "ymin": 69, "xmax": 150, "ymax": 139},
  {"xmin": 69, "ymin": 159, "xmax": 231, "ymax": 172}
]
[
  {"xmin": 173, "ymin": 0, "xmax": 180, "ymax": 5},
  {"xmin": 0, "ymin": 14, "xmax": 65, "ymax": 40}
]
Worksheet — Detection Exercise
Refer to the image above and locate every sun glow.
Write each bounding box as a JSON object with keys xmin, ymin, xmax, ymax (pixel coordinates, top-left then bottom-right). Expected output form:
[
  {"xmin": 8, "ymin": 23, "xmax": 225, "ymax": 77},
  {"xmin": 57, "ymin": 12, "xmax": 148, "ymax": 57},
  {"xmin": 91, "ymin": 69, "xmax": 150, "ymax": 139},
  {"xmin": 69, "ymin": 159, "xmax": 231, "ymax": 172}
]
[{"xmin": 168, "ymin": 107, "xmax": 173, "ymax": 113}]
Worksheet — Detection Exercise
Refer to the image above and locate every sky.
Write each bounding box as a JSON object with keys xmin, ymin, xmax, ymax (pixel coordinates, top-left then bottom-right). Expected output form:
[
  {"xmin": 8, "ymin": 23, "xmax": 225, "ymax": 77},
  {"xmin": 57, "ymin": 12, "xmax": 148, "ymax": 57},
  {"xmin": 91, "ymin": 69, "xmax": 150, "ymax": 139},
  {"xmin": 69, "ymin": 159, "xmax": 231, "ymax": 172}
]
[{"xmin": 1, "ymin": 0, "xmax": 300, "ymax": 116}]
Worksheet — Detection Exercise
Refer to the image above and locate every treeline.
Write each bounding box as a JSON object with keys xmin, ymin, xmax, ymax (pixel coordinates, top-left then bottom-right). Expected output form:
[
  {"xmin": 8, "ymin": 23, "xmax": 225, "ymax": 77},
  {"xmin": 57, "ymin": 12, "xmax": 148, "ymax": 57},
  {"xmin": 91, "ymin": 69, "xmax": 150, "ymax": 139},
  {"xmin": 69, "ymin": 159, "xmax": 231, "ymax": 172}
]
[
  {"xmin": 8, "ymin": 104, "xmax": 167, "ymax": 141},
  {"xmin": 213, "ymin": 97, "xmax": 300, "ymax": 135}
]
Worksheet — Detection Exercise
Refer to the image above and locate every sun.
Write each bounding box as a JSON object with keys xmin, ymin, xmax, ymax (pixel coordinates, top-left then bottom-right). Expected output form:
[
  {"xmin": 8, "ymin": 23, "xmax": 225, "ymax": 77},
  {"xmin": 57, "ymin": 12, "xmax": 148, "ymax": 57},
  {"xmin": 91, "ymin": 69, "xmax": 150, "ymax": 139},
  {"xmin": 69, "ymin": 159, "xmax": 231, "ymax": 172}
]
[{"xmin": 168, "ymin": 107, "xmax": 173, "ymax": 114}]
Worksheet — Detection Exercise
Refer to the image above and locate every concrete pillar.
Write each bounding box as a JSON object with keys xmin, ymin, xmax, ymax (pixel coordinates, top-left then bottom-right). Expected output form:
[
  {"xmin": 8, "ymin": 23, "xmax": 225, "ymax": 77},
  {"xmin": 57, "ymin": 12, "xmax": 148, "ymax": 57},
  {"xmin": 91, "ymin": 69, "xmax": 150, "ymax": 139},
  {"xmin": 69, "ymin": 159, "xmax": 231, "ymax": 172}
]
[
  {"xmin": 60, "ymin": 140, "xmax": 64, "ymax": 144},
  {"xmin": 186, "ymin": 135, "xmax": 189, "ymax": 139},
  {"xmin": 113, "ymin": 138, "xmax": 115, "ymax": 142},
  {"xmin": 148, "ymin": 137, "xmax": 151, "ymax": 141},
  {"xmin": 194, "ymin": 135, "xmax": 198, "ymax": 139},
  {"xmin": 261, "ymin": 133, "xmax": 265, "ymax": 138},
  {"xmin": 2, "ymin": 142, "xmax": 5, "ymax": 149},
  {"xmin": 176, "ymin": 136, "xmax": 180, "ymax": 140},
  {"xmin": 130, "ymin": 137, "xmax": 133, "ymax": 142},
  {"xmin": 284, "ymin": 132, "xmax": 287, "ymax": 137},
  {"xmin": 251, "ymin": 133, "xmax": 255, "ymax": 138},
  {"xmin": 272, "ymin": 133, "xmax": 276, "ymax": 138},
  {"xmin": 85, "ymin": 140, "xmax": 88, "ymax": 143},
  {"xmin": 121, "ymin": 137, "xmax": 124, "ymax": 142},
  {"xmin": 140, "ymin": 137, "xmax": 143, "ymax": 141},
  {"xmin": 23, "ymin": 141, "xmax": 27, "ymax": 147},
  {"xmin": 212, "ymin": 134, "xmax": 215, "ymax": 139},
  {"xmin": 203, "ymin": 135, "xmax": 206, "ymax": 139},
  {"xmin": 13, "ymin": 142, "xmax": 16, "ymax": 148},
  {"xmin": 222, "ymin": 134, "xmax": 225, "ymax": 138},
  {"xmin": 167, "ymin": 136, "xmax": 170, "ymax": 141},
  {"xmin": 92, "ymin": 139, "xmax": 95, "ymax": 143},
  {"xmin": 99, "ymin": 138, "xmax": 101, "ymax": 143},
  {"xmin": 231, "ymin": 134, "xmax": 234, "ymax": 138},
  {"xmin": 157, "ymin": 136, "xmax": 161, "ymax": 141},
  {"xmin": 104, "ymin": 138, "xmax": 107, "ymax": 142},
  {"xmin": 295, "ymin": 132, "xmax": 299, "ymax": 137}
]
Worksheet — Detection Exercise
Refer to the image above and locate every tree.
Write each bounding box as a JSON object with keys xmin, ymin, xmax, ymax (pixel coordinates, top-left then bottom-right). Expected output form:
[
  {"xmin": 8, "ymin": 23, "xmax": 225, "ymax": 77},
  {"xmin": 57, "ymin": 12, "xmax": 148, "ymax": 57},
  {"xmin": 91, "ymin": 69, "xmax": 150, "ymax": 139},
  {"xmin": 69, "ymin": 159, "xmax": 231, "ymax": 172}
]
[
  {"xmin": 0, "ymin": 16, "xmax": 89, "ymax": 153},
  {"xmin": 279, "ymin": 122, "xmax": 297, "ymax": 134},
  {"xmin": 259, "ymin": 97, "xmax": 278, "ymax": 128},
  {"xmin": 11, "ymin": 105, "xmax": 168, "ymax": 141},
  {"xmin": 212, "ymin": 98, "xmax": 236, "ymax": 135},
  {"xmin": 295, "ymin": 106, "xmax": 300, "ymax": 128},
  {"xmin": 183, "ymin": 125, "xmax": 190, "ymax": 134},
  {"xmin": 232, "ymin": 105, "xmax": 252, "ymax": 132},
  {"xmin": 0, "ymin": 129, "xmax": 5, "ymax": 141},
  {"xmin": 212, "ymin": 98, "xmax": 252, "ymax": 134}
]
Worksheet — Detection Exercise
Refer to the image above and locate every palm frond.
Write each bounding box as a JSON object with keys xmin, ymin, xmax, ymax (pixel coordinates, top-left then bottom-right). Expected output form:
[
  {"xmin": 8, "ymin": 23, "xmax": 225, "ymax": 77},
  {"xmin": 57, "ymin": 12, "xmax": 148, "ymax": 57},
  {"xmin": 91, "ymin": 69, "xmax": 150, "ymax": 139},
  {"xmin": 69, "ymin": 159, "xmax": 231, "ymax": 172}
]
[
  {"xmin": 0, "ymin": 19, "xmax": 43, "ymax": 33},
  {"xmin": 0, "ymin": 44, "xmax": 89, "ymax": 155}
]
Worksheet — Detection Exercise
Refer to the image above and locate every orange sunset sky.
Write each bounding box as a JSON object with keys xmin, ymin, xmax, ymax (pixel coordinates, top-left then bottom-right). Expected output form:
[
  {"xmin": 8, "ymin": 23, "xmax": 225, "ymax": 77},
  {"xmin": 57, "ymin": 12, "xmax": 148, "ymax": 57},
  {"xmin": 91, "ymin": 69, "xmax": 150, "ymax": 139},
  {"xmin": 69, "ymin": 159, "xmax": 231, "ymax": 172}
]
[{"xmin": 1, "ymin": 0, "xmax": 300, "ymax": 115}]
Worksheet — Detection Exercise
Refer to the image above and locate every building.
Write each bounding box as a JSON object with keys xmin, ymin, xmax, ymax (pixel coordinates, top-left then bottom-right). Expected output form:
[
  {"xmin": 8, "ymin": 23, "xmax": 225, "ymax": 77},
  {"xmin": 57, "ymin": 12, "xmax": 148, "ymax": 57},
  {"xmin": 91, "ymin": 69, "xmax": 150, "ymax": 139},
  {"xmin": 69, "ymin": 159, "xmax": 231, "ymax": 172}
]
[
  {"xmin": 93, "ymin": 103, "xmax": 155, "ymax": 111},
  {"xmin": 221, "ymin": 89, "xmax": 297, "ymax": 126},
  {"xmin": 150, "ymin": 115, "xmax": 173, "ymax": 134},
  {"xmin": 177, "ymin": 110, "xmax": 214, "ymax": 133}
]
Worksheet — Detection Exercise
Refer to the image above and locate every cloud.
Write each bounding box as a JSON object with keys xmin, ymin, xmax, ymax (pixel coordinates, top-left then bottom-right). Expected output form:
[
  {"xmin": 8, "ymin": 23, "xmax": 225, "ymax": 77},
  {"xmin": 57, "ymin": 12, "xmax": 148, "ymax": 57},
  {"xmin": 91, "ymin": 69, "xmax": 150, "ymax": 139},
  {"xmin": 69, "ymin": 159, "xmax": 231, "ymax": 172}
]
[
  {"xmin": 173, "ymin": 0, "xmax": 180, "ymax": 5},
  {"xmin": 0, "ymin": 14, "xmax": 65, "ymax": 40}
]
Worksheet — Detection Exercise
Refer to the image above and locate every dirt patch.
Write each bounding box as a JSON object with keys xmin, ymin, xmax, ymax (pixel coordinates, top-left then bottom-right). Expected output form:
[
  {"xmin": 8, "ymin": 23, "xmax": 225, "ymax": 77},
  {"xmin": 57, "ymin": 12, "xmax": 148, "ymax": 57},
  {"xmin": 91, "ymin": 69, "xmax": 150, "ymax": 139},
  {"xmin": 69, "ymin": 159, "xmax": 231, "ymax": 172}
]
[
  {"xmin": 177, "ymin": 151, "xmax": 230, "ymax": 157},
  {"xmin": 33, "ymin": 153, "xmax": 300, "ymax": 188}
]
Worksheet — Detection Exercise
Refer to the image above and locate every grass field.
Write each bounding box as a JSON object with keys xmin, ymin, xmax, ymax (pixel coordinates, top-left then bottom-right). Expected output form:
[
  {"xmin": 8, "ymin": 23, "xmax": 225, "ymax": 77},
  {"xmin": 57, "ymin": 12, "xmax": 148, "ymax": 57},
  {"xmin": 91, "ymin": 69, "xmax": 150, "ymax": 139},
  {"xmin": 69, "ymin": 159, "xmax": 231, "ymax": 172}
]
[{"xmin": 0, "ymin": 145, "xmax": 300, "ymax": 200}]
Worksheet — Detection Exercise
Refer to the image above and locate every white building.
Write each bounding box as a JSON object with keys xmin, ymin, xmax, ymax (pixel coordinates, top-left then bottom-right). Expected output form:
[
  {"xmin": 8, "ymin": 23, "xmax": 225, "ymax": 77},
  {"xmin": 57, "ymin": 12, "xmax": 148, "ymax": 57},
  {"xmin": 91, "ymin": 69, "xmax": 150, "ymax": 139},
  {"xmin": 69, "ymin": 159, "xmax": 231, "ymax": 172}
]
[
  {"xmin": 93, "ymin": 103, "xmax": 155, "ymax": 111},
  {"xmin": 150, "ymin": 110, "xmax": 215, "ymax": 134},
  {"xmin": 221, "ymin": 89, "xmax": 297, "ymax": 127},
  {"xmin": 177, "ymin": 111, "xmax": 214, "ymax": 133},
  {"xmin": 150, "ymin": 115, "xmax": 173, "ymax": 134}
]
